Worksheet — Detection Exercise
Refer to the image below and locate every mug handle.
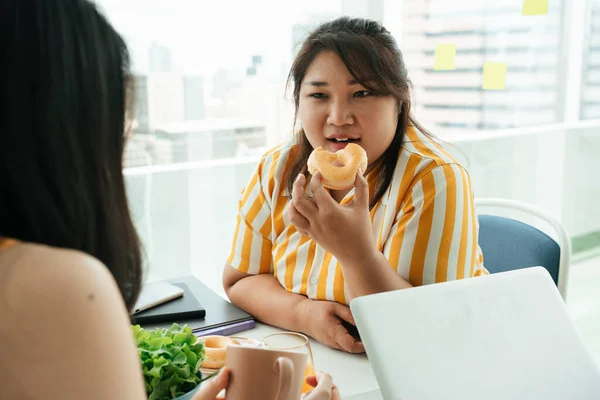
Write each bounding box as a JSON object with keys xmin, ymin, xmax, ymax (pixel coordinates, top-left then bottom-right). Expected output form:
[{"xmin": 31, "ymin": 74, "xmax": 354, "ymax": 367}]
[{"xmin": 273, "ymin": 356, "xmax": 294, "ymax": 400}]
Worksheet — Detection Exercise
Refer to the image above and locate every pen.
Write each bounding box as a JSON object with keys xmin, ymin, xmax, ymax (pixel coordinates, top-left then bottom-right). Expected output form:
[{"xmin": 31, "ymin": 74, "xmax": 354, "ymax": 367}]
[{"xmin": 194, "ymin": 319, "xmax": 255, "ymax": 337}]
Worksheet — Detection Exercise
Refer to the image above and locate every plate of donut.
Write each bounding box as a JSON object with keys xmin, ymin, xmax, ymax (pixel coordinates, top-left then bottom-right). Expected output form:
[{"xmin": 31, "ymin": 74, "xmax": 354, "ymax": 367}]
[{"xmin": 196, "ymin": 335, "xmax": 265, "ymax": 375}]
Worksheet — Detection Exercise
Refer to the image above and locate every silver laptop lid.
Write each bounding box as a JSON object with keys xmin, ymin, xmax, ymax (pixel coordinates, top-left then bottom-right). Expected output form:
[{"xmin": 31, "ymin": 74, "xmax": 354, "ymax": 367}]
[{"xmin": 350, "ymin": 267, "xmax": 600, "ymax": 400}]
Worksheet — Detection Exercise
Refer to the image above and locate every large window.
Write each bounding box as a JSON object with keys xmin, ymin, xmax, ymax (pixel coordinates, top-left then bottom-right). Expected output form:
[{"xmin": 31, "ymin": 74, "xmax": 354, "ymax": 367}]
[
  {"xmin": 97, "ymin": 0, "xmax": 342, "ymax": 168},
  {"xmin": 99, "ymin": 0, "xmax": 600, "ymax": 288},
  {"xmin": 99, "ymin": 0, "xmax": 344, "ymax": 289},
  {"xmin": 582, "ymin": 0, "xmax": 600, "ymax": 119},
  {"xmin": 385, "ymin": 0, "xmax": 564, "ymax": 134}
]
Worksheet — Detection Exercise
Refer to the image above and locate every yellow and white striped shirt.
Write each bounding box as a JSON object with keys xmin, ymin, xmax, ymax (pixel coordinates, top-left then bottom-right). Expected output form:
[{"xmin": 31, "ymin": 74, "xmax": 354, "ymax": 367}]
[{"xmin": 227, "ymin": 126, "xmax": 488, "ymax": 305}]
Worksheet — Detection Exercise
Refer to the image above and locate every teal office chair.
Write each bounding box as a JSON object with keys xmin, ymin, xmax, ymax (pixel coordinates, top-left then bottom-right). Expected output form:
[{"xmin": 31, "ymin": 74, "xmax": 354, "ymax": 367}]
[{"xmin": 476, "ymin": 198, "xmax": 570, "ymax": 299}]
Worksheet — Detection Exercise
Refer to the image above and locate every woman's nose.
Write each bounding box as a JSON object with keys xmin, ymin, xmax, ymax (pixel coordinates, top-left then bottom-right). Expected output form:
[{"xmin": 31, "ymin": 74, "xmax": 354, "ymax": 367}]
[{"xmin": 326, "ymin": 101, "xmax": 354, "ymax": 126}]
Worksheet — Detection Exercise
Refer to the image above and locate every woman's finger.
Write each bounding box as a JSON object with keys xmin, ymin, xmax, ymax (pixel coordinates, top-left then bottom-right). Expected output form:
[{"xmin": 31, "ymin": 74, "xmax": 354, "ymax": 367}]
[
  {"xmin": 332, "ymin": 303, "xmax": 356, "ymax": 326},
  {"xmin": 334, "ymin": 323, "xmax": 365, "ymax": 354},
  {"xmin": 294, "ymin": 195, "xmax": 318, "ymax": 218},
  {"xmin": 191, "ymin": 368, "xmax": 229, "ymax": 400},
  {"xmin": 314, "ymin": 371, "xmax": 334, "ymax": 390},
  {"xmin": 305, "ymin": 375, "xmax": 318, "ymax": 388},
  {"xmin": 331, "ymin": 383, "xmax": 342, "ymax": 400},
  {"xmin": 289, "ymin": 203, "xmax": 311, "ymax": 236},
  {"xmin": 352, "ymin": 171, "xmax": 370, "ymax": 209},
  {"xmin": 292, "ymin": 173, "xmax": 306, "ymax": 197},
  {"xmin": 304, "ymin": 372, "xmax": 335, "ymax": 400},
  {"xmin": 310, "ymin": 173, "xmax": 336, "ymax": 212},
  {"xmin": 292, "ymin": 174, "xmax": 318, "ymax": 217}
]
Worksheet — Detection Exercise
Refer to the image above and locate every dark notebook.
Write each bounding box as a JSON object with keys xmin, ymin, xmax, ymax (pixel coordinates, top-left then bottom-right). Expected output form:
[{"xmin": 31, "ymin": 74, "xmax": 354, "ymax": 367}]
[
  {"xmin": 136, "ymin": 276, "xmax": 254, "ymax": 335},
  {"xmin": 131, "ymin": 282, "xmax": 206, "ymax": 325}
]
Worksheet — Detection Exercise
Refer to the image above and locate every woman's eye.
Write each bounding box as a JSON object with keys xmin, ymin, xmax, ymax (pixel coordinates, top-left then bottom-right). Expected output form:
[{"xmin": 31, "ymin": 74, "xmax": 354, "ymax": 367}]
[
  {"xmin": 354, "ymin": 90, "xmax": 372, "ymax": 98},
  {"xmin": 309, "ymin": 93, "xmax": 327, "ymax": 99}
]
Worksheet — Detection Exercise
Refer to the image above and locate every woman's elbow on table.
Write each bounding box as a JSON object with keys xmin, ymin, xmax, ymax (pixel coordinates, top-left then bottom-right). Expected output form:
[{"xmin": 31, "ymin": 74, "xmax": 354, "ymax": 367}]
[{"xmin": 222, "ymin": 263, "xmax": 250, "ymax": 297}]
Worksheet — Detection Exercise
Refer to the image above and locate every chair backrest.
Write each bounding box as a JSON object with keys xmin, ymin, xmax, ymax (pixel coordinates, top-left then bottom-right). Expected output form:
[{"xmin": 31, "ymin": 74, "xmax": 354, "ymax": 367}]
[
  {"xmin": 475, "ymin": 198, "xmax": 570, "ymax": 299},
  {"xmin": 478, "ymin": 214, "xmax": 561, "ymax": 284}
]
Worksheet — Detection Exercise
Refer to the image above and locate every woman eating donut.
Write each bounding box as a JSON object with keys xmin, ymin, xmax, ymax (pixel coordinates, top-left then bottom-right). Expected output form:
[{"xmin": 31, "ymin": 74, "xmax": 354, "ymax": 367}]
[{"xmin": 223, "ymin": 16, "xmax": 488, "ymax": 353}]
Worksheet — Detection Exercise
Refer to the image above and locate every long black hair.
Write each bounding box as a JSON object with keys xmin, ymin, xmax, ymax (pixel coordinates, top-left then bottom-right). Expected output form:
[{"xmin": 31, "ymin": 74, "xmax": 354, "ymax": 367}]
[
  {"xmin": 0, "ymin": 0, "xmax": 142, "ymax": 310},
  {"xmin": 286, "ymin": 17, "xmax": 431, "ymax": 209}
]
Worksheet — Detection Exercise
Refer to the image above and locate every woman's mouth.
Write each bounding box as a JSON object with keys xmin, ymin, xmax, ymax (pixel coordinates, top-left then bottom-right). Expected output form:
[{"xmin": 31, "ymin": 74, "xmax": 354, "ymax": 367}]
[{"xmin": 327, "ymin": 137, "xmax": 360, "ymax": 150}]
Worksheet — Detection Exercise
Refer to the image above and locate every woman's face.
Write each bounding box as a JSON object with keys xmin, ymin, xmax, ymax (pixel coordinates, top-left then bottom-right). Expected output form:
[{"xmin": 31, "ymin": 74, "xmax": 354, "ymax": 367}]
[{"xmin": 298, "ymin": 51, "xmax": 399, "ymax": 165}]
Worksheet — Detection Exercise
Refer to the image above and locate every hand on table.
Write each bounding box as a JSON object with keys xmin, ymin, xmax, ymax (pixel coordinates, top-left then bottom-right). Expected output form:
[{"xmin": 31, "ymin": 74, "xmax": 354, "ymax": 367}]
[
  {"xmin": 299, "ymin": 299, "xmax": 364, "ymax": 353},
  {"xmin": 302, "ymin": 372, "xmax": 341, "ymax": 400}
]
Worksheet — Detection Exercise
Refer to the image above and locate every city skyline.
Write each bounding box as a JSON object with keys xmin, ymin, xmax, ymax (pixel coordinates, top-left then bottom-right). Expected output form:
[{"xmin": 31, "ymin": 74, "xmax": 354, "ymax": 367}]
[
  {"xmin": 399, "ymin": 0, "xmax": 563, "ymax": 133},
  {"xmin": 115, "ymin": 0, "xmax": 585, "ymax": 168}
]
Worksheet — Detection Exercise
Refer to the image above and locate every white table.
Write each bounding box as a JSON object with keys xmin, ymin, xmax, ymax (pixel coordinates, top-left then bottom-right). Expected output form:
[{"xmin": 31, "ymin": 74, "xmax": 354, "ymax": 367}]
[{"xmin": 236, "ymin": 322, "xmax": 382, "ymax": 400}]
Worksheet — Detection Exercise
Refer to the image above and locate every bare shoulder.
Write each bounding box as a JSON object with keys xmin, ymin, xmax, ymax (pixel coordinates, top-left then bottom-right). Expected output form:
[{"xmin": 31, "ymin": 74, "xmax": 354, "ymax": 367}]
[
  {"xmin": 0, "ymin": 243, "xmax": 145, "ymax": 399},
  {"xmin": 1, "ymin": 243, "xmax": 120, "ymax": 315}
]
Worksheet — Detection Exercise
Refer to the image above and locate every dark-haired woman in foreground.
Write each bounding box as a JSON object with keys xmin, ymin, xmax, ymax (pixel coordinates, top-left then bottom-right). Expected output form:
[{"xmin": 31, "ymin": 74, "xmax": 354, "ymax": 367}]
[{"xmin": 0, "ymin": 1, "xmax": 337, "ymax": 399}]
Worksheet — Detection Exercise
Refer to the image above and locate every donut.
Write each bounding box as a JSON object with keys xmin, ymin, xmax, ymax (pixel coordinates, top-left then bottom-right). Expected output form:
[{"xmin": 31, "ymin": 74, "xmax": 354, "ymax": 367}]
[
  {"xmin": 198, "ymin": 335, "xmax": 239, "ymax": 369},
  {"xmin": 307, "ymin": 143, "xmax": 368, "ymax": 190}
]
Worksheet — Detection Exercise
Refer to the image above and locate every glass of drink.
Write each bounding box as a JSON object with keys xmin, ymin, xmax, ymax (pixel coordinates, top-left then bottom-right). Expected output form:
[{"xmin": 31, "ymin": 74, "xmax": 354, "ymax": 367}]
[{"xmin": 262, "ymin": 332, "xmax": 316, "ymax": 394}]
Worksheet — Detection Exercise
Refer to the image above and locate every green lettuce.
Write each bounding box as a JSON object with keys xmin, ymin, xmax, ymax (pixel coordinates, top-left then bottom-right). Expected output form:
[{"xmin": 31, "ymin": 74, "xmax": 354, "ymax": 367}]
[{"xmin": 132, "ymin": 323, "xmax": 207, "ymax": 399}]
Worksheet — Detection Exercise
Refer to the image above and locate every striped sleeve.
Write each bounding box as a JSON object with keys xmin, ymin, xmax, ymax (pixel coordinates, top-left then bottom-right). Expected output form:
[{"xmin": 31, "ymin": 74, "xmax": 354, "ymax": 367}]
[
  {"xmin": 383, "ymin": 163, "xmax": 480, "ymax": 286},
  {"xmin": 227, "ymin": 158, "xmax": 274, "ymax": 275}
]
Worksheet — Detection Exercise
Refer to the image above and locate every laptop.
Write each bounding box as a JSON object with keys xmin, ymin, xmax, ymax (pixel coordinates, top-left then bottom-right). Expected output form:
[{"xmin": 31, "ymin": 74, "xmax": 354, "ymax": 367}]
[{"xmin": 350, "ymin": 267, "xmax": 600, "ymax": 400}]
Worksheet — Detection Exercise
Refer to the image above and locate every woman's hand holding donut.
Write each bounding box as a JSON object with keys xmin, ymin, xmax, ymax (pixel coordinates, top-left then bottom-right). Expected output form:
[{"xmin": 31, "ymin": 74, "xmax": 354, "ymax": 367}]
[{"xmin": 289, "ymin": 172, "xmax": 378, "ymax": 266}]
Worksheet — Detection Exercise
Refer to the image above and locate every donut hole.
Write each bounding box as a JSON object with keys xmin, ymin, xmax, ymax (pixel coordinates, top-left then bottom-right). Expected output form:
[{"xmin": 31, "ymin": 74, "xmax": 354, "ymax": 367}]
[
  {"xmin": 332, "ymin": 160, "xmax": 345, "ymax": 167},
  {"xmin": 204, "ymin": 338, "xmax": 223, "ymax": 348}
]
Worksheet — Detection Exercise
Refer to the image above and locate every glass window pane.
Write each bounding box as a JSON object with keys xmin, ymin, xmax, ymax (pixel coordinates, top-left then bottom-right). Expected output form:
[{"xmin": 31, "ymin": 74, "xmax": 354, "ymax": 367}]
[
  {"xmin": 101, "ymin": 1, "xmax": 343, "ymax": 289},
  {"xmin": 97, "ymin": 0, "xmax": 342, "ymax": 168},
  {"xmin": 581, "ymin": 0, "xmax": 600, "ymax": 119},
  {"xmin": 385, "ymin": 0, "xmax": 564, "ymax": 134}
]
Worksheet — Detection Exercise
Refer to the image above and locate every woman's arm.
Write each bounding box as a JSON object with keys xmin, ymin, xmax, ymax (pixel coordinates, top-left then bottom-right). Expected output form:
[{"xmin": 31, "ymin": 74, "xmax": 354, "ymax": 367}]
[
  {"xmin": 223, "ymin": 265, "xmax": 364, "ymax": 353},
  {"xmin": 223, "ymin": 264, "xmax": 309, "ymax": 331},
  {"xmin": 336, "ymin": 249, "xmax": 413, "ymax": 301},
  {"xmin": 0, "ymin": 245, "xmax": 146, "ymax": 400}
]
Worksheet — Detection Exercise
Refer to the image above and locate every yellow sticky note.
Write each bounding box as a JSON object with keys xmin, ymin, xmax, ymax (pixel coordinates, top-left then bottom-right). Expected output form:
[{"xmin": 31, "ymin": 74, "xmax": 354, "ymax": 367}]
[
  {"xmin": 482, "ymin": 62, "xmax": 507, "ymax": 90},
  {"xmin": 522, "ymin": 0, "xmax": 549, "ymax": 16},
  {"xmin": 434, "ymin": 44, "xmax": 456, "ymax": 70}
]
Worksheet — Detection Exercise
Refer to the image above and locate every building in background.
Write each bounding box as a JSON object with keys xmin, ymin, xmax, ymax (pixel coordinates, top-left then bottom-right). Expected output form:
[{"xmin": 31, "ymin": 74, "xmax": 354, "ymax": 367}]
[
  {"xmin": 147, "ymin": 74, "xmax": 186, "ymax": 128},
  {"xmin": 148, "ymin": 41, "xmax": 173, "ymax": 73},
  {"xmin": 126, "ymin": 73, "xmax": 184, "ymax": 166},
  {"xmin": 184, "ymin": 76, "xmax": 206, "ymax": 121},
  {"xmin": 154, "ymin": 119, "xmax": 266, "ymax": 163},
  {"xmin": 399, "ymin": 0, "xmax": 563, "ymax": 134},
  {"xmin": 135, "ymin": 74, "xmax": 207, "ymax": 129},
  {"xmin": 126, "ymin": 68, "xmax": 268, "ymax": 165},
  {"xmin": 581, "ymin": 0, "xmax": 600, "ymax": 120},
  {"xmin": 133, "ymin": 75, "xmax": 150, "ymax": 131}
]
